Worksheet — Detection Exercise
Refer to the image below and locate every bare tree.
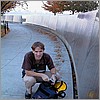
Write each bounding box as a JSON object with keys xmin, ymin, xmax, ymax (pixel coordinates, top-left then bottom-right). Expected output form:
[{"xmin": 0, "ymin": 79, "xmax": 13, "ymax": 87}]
[{"xmin": 1, "ymin": 1, "xmax": 28, "ymax": 15}]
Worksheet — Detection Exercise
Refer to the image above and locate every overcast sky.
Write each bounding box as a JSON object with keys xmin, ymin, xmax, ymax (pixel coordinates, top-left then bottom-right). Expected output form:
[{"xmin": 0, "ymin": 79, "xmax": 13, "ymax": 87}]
[
  {"xmin": 13, "ymin": 1, "xmax": 47, "ymax": 13},
  {"xmin": 5, "ymin": 1, "xmax": 53, "ymax": 16},
  {"xmin": 26, "ymin": 1, "xmax": 45, "ymax": 12},
  {"xmin": 5, "ymin": 1, "xmax": 71, "ymax": 16}
]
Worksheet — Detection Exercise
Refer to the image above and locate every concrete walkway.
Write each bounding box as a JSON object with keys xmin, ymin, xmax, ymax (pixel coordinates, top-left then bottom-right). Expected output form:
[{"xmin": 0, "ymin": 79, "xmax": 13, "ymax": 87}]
[{"xmin": 1, "ymin": 23, "xmax": 73, "ymax": 99}]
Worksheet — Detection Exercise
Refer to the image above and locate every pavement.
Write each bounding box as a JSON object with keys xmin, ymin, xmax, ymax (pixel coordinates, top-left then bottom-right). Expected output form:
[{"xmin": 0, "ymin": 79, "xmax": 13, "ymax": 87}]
[{"xmin": 1, "ymin": 23, "xmax": 73, "ymax": 99}]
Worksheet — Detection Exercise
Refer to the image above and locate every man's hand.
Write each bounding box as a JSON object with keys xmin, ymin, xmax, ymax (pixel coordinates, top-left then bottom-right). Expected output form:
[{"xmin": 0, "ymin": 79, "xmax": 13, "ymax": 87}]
[
  {"xmin": 50, "ymin": 74, "xmax": 56, "ymax": 83},
  {"xmin": 41, "ymin": 74, "xmax": 49, "ymax": 81}
]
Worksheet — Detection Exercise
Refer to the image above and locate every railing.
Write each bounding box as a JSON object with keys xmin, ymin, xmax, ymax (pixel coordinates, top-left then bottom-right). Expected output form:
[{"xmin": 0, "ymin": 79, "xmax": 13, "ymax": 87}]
[{"xmin": 1, "ymin": 21, "xmax": 9, "ymax": 35}]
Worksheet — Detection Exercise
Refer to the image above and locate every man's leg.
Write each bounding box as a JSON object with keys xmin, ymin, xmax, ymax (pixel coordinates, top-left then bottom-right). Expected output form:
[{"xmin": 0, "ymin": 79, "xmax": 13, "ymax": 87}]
[{"xmin": 23, "ymin": 75, "xmax": 36, "ymax": 98}]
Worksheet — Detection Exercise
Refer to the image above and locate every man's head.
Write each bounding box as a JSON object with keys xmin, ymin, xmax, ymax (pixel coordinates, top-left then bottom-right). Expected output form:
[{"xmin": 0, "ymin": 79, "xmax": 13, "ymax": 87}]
[{"xmin": 31, "ymin": 42, "xmax": 45, "ymax": 60}]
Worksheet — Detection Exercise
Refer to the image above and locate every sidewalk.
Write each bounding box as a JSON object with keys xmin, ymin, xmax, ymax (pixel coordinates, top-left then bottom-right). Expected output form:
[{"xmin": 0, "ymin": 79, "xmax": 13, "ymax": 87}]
[{"xmin": 1, "ymin": 23, "xmax": 73, "ymax": 99}]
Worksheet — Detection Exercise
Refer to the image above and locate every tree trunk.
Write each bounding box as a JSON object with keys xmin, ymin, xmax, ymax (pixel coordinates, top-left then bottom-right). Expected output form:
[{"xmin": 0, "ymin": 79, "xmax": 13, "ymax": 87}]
[
  {"xmin": 54, "ymin": 13, "xmax": 56, "ymax": 15},
  {"xmin": 72, "ymin": 10, "xmax": 74, "ymax": 14}
]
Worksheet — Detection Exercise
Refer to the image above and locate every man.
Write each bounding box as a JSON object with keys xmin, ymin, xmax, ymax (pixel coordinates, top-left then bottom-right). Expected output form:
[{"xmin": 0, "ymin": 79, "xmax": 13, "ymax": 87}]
[{"xmin": 22, "ymin": 41, "xmax": 60, "ymax": 99}]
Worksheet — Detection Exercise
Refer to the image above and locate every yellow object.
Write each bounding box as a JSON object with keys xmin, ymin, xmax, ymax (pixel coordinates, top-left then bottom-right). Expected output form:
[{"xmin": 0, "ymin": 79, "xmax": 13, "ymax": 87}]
[{"xmin": 54, "ymin": 81, "xmax": 67, "ymax": 92}]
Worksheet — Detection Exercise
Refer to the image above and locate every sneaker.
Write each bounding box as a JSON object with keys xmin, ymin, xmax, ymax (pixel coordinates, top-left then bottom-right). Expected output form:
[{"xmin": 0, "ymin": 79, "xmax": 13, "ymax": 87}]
[{"xmin": 25, "ymin": 90, "xmax": 31, "ymax": 99}]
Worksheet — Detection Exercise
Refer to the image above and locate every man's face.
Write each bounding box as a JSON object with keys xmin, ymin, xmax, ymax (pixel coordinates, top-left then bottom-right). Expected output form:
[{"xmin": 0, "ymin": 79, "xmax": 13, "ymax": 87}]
[{"xmin": 33, "ymin": 47, "xmax": 44, "ymax": 60}]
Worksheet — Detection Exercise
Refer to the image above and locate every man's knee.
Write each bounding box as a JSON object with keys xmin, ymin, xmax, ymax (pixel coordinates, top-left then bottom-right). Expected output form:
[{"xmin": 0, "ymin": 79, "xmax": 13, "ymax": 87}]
[{"xmin": 23, "ymin": 75, "xmax": 36, "ymax": 84}]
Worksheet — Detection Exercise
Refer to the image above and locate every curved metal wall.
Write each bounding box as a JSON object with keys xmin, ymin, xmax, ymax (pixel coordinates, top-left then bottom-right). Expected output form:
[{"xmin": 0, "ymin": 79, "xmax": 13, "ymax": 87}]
[
  {"xmin": 3, "ymin": 10, "xmax": 99, "ymax": 98},
  {"xmin": 56, "ymin": 11, "xmax": 99, "ymax": 99}
]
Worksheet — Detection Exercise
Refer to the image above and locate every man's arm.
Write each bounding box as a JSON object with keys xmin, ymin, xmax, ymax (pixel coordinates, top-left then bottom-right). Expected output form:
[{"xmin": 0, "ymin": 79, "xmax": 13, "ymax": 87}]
[
  {"xmin": 25, "ymin": 70, "xmax": 49, "ymax": 81},
  {"xmin": 50, "ymin": 67, "xmax": 56, "ymax": 75},
  {"xmin": 25, "ymin": 70, "xmax": 42, "ymax": 77},
  {"xmin": 50, "ymin": 67, "xmax": 57, "ymax": 83}
]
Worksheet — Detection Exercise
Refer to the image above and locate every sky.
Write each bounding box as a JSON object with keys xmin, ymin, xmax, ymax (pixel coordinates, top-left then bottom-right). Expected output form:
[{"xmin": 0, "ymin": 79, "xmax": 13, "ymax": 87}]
[
  {"xmin": 4, "ymin": 1, "xmax": 70, "ymax": 18},
  {"xmin": 26, "ymin": 1, "xmax": 46, "ymax": 13},
  {"xmin": 5, "ymin": 1, "xmax": 49, "ymax": 15},
  {"xmin": 5, "ymin": 1, "xmax": 71, "ymax": 16}
]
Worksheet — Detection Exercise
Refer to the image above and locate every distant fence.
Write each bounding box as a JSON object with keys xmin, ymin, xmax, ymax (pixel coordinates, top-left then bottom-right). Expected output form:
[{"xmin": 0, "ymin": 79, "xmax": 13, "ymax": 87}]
[{"xmin": 1, "ymin": 15, "xmax": 22, "ymax": 23}]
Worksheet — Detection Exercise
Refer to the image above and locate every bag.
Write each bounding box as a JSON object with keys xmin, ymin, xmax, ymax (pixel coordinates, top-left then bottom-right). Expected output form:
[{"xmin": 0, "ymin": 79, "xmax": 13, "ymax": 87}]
[
  {"xmin": 32, "ymin": 81, "xmax": 58, "ymax": 99},
  {"xmin": 32, "ymin": 81, "xmax": 67, "ymax": 99},
  {"xmin": 54, "ymin": 81, "xmax": 67, "ymax": 92},
  {"xmin": 54, "ymin": 81, "xmax": 67, "ymax": 98}
]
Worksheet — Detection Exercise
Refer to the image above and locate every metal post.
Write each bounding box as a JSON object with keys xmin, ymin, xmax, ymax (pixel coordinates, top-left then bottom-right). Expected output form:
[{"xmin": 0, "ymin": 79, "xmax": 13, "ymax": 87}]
[
  {"xmin": 4, "ymin": 23, "xmax": 6, "ymax": 34},
  {"xmin": 6, "ymin": 21, "xmax": 9, "ymax": 30}
]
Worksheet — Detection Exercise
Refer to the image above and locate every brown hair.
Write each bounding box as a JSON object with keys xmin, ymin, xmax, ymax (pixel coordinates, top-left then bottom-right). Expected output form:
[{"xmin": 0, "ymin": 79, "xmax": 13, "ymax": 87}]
[{"xmin": 31, "ymin": 42, "xmax": 45, "ymax": 50}]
